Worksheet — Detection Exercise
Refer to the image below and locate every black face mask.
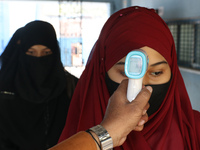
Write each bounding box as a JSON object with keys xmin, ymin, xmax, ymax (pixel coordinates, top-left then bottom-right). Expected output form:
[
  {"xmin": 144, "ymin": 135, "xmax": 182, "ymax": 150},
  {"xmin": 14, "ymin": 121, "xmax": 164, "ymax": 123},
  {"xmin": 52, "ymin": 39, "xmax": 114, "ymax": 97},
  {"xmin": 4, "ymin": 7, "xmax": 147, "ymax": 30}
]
[
  {"xmin": 146, "ymin": 77, "xmax": 171, "ymax": 116},
  {"xmin": 105, "ymin": 73, "xmax": 120, "ymax": 96},
  {"xmin": 105, "ymin": 73, "xmax": 172, "ymax": 116},
  {"xmin": 15, "ymin": 54, "xmax": 55, "ymax": 103}
]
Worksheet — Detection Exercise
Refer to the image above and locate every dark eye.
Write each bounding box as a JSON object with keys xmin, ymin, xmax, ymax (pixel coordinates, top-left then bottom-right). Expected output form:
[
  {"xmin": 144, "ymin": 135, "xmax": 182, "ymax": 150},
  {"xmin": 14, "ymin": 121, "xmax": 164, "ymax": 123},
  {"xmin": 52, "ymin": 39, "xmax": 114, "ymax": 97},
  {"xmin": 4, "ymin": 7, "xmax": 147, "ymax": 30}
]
[
  {"xmin": 151, "ymin": 71, "xmax": 163, "ymax": 76},
  {"xmin": 26, "ymin": 50, "xmax": 34, "ymax": 55},
  {"xmin": 120, "ymin": 71, "xmax": 127, "ymax": 77},
  {"xmin": 45, "ymin": 51, "xmax": 50, "ymax": 54},
  {"xmin": 44, "ymin": 49, "xmax": 52, "ymax": 55}
]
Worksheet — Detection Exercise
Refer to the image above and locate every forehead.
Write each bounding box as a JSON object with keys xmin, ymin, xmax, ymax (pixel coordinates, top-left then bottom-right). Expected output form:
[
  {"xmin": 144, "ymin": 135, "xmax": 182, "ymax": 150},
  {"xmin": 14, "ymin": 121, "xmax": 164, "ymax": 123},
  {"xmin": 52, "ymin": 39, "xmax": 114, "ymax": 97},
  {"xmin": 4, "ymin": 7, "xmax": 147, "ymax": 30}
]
[
  {"xmin": 140, "ymin": 46, "xmax": 167, "ymax": 65},
  {"xmin": 117, "ymin": 46, "xmax": 167, "ymax": 65},
  {"xmin": 29, "ymin": 45, "xmax": 47, "ymax": 49}
]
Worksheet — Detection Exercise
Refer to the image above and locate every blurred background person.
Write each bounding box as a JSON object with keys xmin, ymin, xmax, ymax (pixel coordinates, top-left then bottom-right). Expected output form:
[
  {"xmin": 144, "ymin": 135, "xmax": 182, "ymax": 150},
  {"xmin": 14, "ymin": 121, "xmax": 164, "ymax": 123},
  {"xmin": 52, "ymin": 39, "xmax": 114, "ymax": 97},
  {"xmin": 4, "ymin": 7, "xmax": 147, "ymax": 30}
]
[{"xmin": 0, "ymin": 20, "xmax": 78, "ymax": 150}]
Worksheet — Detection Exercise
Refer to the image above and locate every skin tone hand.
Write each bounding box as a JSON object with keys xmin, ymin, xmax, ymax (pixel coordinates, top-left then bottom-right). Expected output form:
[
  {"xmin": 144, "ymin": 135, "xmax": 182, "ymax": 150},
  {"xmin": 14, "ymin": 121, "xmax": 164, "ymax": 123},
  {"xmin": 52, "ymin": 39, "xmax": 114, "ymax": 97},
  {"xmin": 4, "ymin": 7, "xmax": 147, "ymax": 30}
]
[
  {"xmin": 100, "ymin": 79, "xmax": 152, "ymax": 147},
  {"xmin": 48, "ymin": 79, "xmax": 152, "ymax": 150}
]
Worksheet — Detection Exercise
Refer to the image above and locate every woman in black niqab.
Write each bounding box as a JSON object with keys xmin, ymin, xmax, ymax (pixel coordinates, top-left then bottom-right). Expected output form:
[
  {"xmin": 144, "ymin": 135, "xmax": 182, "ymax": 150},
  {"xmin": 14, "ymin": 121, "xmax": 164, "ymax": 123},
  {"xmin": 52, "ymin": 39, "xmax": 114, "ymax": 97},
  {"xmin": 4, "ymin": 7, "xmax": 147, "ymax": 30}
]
[{"xmin": 0, "ymin": 20, "xmax": 78, "ymax": 150}]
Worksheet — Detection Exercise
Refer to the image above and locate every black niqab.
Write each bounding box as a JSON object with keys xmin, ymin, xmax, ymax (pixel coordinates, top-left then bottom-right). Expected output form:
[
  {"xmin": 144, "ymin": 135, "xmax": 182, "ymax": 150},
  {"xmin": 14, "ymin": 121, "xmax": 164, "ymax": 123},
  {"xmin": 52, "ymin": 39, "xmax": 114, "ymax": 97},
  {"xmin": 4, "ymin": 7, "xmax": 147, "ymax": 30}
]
[
  {"xmin": 15, "ymin": 20, "xmax": 66, "ymax": 103},
  {"xmin": 0, "ymin": 20, "xmax": 76, "ymax": 149},
  {"xmin": 0, "ymin": 27, "xmax": 24, "ymax": 92}
]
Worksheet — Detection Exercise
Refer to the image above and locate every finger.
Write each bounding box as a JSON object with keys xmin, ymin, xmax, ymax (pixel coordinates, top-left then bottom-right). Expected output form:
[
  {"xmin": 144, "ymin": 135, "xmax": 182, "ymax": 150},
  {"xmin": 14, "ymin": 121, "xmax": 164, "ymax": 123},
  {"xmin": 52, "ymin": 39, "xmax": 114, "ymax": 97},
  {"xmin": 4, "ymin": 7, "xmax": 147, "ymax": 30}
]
[
  {"xmin": 145, "ymin": 102, "xmax": 150, "ymax": 110},
  {"xmin": 134, "ymin": 125, "xmax": 144, "ymax": 131},
  {"xmin": 134, "ymin": 114, "xmax": 148, "ymax": 131},
  {"xmin": 132, "ymin": 86, "xmax": 152, "ymax": 108},
  {"xmin": 138, "ymin": 113, "xmax": 148, "ymax": 126},
  {"xmin": 114, "ymin": 79, "xmax": 128, "ymax": 98},
  {"xmin": 143, "ymin": 103, "xmax": 150, "ymax": 115}
]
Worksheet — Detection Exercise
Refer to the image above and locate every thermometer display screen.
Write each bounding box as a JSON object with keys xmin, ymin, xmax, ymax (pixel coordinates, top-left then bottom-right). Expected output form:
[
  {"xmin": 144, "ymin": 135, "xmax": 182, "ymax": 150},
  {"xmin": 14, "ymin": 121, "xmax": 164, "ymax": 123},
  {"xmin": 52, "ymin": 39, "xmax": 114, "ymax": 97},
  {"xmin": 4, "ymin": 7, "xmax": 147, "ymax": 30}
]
[
  {"xmin": 129, "ymin": 56, "xmax": 142, "ymax": 75},
  {"xmin": 125, "ymin": 49, "xmax": 148, "ymax": 79}
]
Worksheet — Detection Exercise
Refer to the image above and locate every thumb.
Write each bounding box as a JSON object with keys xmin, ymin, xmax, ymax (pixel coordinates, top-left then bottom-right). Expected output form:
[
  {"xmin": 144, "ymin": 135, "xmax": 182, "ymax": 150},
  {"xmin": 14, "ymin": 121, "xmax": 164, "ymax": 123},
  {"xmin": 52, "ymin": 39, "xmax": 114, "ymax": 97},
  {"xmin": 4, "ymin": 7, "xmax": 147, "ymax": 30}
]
[{"xmin": 132, "ymin": 86, "xmax": 152, "ymax": 108}]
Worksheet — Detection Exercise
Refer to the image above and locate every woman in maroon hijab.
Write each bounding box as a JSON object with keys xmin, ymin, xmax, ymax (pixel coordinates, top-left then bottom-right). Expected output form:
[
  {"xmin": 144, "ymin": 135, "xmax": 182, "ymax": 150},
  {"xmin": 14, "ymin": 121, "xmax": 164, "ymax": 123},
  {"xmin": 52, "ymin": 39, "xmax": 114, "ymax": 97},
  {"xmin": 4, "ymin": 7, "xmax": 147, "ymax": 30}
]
[{"xmin": 59, "ymin": 6, "xmax": 200, "ymax": 149}]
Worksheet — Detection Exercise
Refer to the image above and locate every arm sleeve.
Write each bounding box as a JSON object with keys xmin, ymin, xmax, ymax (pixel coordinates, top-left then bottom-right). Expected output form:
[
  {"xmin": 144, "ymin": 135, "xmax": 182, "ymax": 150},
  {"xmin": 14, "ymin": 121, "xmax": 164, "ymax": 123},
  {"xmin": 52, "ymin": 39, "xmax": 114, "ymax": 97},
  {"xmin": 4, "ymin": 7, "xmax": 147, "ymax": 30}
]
[{"xmin": 48, "ymin": 131, "xmax": 97, "ymax": 150}]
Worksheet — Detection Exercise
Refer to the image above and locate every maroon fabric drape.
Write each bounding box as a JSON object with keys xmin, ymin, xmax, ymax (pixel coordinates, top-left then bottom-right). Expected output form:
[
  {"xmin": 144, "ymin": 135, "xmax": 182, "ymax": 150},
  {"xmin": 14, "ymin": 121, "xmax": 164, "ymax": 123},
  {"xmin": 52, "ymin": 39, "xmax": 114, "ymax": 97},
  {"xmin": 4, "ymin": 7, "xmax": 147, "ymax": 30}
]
[{"xmin": 59, "ymin": 6, "xmax": 200, "ymax": 149}]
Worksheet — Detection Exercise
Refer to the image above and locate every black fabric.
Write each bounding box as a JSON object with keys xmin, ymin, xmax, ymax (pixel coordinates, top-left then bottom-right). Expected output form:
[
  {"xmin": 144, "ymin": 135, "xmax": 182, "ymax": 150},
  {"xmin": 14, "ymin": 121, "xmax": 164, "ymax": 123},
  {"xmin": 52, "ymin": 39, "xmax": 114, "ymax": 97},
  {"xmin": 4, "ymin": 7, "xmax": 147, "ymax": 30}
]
[
  {"xmin": 0, "ymin": 27, "xmax": 23, "ymax": 92},
  {"xmin": 15, "ymin": 21, "xmax": 66, "ymax": 103},
  {"xmin": 105, "ymin": 73, "xmax": 120, "ymax": 96},
  {"xmin": 0, "ymin": 20, "xmax": 78, "ymax": 150},
  {"xmin": 146, "ymin": 76, "xmax": 172, "ymax": 116},
  {"xmin": 15, "ymin": 53, "xmax": 62, "ymax": 103},
  {"xmin": 105, "ymin": 72, "xmax": 171, "ymax": 116}
]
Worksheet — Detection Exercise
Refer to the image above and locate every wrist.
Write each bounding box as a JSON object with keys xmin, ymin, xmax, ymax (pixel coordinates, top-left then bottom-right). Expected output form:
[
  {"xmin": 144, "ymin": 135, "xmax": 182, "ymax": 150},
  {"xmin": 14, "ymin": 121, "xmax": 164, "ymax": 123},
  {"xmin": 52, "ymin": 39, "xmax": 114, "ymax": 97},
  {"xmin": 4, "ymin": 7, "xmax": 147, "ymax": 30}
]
[
  {"xmin": 101, "ymin": 122, "xmax": 127, "ymax": 147},
  {"xmin": 87, "ymin": 125, "xmax": 113, "ymax": 150},
  {"xmin": 86, "ymin": 129, "xmax": 101, "ymax": 150}
]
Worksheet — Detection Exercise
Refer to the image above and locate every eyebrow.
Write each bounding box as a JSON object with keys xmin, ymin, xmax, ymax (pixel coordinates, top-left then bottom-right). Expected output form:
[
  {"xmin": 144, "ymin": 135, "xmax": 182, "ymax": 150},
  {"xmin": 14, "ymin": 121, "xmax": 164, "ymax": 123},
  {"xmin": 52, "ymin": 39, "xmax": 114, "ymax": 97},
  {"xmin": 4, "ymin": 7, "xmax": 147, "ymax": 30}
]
[
  {"xmin": 150, "ymin": 61, "xmax": 168, "ymax": 67},
  {"xmin": 28, "ymin": 47, "xmax": 50, "ymax": 51},
  {"xmin": 115, "ymin": 60, "xmax": 168, "ymax": 67},
  {"xmin": 116, "ymin": 62, "xmax": 125, "ymax": 65}
]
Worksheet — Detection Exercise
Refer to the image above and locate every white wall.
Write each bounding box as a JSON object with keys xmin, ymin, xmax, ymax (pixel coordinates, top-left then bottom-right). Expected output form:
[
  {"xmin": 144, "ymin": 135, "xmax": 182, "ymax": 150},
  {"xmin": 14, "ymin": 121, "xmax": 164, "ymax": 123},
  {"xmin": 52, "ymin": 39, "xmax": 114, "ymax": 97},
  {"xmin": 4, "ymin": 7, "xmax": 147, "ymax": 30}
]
[
  {"xmin": 180, "ymin": 67, "xmax": 200, "ymax": 111},
  {"xmin": 131, "ymin": 0, "xmax": 200, "ymax": 20}
]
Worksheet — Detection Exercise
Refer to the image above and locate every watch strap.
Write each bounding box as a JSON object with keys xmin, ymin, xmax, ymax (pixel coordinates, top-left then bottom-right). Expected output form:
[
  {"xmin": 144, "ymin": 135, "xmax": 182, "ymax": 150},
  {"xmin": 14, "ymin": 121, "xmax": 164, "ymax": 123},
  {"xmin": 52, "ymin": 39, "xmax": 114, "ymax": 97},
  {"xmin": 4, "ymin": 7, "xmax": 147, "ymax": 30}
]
[{"xmin": 90, "ymin": 125, "xmax": 113, "ymax": 150}]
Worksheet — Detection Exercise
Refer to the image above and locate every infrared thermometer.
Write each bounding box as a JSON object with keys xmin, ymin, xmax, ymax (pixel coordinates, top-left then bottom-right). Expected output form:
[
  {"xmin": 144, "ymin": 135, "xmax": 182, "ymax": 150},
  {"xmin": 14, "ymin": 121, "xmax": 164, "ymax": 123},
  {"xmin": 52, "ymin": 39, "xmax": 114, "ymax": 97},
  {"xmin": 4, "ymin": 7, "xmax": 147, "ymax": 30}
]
[{"xmin": 125, "ymin": 49, "xmax": 148, "ymax": 102}]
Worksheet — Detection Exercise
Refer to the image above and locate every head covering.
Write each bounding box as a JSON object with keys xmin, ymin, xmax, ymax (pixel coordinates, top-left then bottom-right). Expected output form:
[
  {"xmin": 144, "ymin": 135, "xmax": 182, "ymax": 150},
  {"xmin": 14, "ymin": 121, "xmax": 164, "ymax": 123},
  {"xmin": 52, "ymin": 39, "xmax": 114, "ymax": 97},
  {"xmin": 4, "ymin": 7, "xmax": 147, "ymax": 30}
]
[
  {"xmin": 0, "ymin": 27, "xmax": 24, "ymax": 92},
  {"xmin": 0, "ymin": 20, "xmax": 71, "ymax": 149},
  {"xmin": 59, "ymin": 6, "xmax": 200, "ymax": 149},
  {"xmin": 0, "ymin": 20, "xmax": 66, "ymax": 103}
]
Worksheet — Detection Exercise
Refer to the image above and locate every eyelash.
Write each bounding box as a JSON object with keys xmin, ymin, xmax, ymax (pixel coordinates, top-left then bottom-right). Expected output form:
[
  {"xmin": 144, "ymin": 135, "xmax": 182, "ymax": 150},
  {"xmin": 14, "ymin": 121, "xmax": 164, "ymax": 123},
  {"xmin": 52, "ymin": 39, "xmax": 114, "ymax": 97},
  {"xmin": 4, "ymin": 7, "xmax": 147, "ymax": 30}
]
[
  {"xmin": 120, "ymin": 69, "xmax": 164, "ymax": 78},
  {"xmin": 45, "ymin": 51, "xmax": 52, "ymax": 54},
  {"xmin": 120, "ymin": 71, "xmax": 126, "ymax": 77},
  {"xmin": 27, "ymin": 51, "xmax": 34, "ymax": 54},
  {"xmin": 150, "ymin": 71, "xmax": 163, "ymax": 77}
]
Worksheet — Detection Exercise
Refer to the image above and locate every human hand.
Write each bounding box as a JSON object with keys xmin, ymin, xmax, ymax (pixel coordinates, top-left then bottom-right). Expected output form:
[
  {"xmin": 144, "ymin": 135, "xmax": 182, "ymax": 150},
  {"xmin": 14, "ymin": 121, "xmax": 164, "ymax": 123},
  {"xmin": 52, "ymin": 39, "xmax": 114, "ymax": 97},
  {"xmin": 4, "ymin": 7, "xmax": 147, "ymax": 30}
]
[{"xmin": 100, "ymin": 79, "xmax": 152, "ymax": 147}]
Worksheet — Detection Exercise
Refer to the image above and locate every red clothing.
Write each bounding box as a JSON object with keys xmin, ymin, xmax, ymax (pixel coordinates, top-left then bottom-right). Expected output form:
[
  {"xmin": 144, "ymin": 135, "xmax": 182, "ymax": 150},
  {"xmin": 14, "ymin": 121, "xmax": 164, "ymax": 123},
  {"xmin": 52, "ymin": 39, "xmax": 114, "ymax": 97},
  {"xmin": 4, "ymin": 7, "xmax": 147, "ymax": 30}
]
[{"xmin": 59, "ymin": 6, "xmax": 200, "ymax": 150}]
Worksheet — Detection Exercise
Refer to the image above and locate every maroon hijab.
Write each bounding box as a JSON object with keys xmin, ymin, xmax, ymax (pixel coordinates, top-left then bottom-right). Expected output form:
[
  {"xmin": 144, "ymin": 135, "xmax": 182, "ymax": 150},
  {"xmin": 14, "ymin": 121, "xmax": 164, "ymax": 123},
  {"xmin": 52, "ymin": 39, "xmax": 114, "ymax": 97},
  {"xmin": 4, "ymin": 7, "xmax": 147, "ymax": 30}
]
[{"xmin": 59, "ymin": 6, "xmax": 200, "ymax": 149}]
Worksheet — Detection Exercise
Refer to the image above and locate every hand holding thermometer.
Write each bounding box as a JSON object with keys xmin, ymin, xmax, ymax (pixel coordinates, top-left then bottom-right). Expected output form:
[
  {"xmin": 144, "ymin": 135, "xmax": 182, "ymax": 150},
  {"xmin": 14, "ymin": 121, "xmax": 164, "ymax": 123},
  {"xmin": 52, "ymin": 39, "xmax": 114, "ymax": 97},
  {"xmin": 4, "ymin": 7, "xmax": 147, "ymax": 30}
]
[{"xmin": 125, "ymin": 49, "xmax": 148, "ymax": 102}]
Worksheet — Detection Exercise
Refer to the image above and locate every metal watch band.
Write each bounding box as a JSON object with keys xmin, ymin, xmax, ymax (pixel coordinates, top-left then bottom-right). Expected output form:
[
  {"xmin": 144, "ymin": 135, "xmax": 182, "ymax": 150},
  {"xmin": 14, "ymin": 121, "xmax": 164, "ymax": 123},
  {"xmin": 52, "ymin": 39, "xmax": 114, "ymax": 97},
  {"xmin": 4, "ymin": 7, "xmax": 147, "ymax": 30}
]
[{"xmin": 90, "ymin": 125, "xmax": 113, "ymax": 150}]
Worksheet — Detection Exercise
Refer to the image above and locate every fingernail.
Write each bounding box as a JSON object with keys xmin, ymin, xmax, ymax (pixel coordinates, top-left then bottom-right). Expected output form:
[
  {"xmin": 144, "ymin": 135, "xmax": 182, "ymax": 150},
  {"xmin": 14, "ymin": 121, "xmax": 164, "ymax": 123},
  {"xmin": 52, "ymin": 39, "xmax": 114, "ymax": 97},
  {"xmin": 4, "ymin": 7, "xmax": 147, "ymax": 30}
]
[
  {"xmin": 142, "ymin": 109, "xmax": 147, "ymax": 115},
  {"xmin": 138, "ymin": 120, "xmax": 145, "ymax": 126},
  {"xmin": 146, "ymin": 86, "xmax": 152, "ymax": 93}
]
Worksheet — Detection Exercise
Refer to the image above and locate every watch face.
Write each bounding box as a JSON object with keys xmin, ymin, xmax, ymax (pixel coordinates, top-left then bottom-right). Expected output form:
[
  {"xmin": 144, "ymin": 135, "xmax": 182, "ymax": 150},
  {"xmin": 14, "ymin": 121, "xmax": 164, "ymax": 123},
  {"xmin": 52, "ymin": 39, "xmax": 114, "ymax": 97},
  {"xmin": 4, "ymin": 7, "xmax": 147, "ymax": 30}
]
[{"xmin": 90, "ymin": 125, "xmax": 113, "ymax": 150}]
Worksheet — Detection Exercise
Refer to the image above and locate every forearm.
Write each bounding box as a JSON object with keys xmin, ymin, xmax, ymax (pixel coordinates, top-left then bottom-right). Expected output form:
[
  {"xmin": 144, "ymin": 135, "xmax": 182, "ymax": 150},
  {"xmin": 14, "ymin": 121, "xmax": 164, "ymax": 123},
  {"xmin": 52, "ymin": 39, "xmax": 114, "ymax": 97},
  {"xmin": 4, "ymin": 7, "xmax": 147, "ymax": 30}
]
[
  {"xmin": 48, "ymin": 131, "xmax": 98, "ymax": 150},
  {"xmin": 86, "ymin": 130, "xmax": 101, "ymax": 150}
]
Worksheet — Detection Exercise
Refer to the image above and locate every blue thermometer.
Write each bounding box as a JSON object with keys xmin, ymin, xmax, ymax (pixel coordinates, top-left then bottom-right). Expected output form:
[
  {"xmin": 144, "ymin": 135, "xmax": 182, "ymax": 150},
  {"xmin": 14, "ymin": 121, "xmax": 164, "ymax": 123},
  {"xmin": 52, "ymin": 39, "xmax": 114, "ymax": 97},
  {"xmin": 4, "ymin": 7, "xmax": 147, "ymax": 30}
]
[{"xmin": 125, "ymin": 49, "xmax": 148, "ymax": 102}]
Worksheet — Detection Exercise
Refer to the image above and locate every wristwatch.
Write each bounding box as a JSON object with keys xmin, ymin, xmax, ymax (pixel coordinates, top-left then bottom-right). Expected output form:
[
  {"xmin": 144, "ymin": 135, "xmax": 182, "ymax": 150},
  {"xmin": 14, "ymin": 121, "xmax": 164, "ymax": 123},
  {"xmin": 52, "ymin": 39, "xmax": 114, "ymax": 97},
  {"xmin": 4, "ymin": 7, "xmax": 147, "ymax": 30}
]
[{"xmin": 90, "ymin": 125, "xmax": 113, "ymax": 150}]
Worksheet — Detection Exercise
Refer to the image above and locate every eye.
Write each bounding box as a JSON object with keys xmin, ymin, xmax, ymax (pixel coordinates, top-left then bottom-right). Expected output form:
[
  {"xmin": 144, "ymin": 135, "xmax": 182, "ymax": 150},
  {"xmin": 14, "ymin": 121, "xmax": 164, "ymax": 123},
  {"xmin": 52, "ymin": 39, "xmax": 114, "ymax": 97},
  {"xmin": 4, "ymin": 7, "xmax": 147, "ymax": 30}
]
[
  {"xmin": 150, "ymin": 71, "xmax": 163, "ymax": 76},
  {"xmin": 45, "ymin": 51, "xmax": 51, "ymax": 54},
  {"xmin": 120, "ymin": 71, "xmax": 126, "ymax": 77},
  {"xmin": 44, "ymin": 49, "xmax": 52, "ymax": 55},
  {"xmin": 26, "ymin": 50, "xmax": 35, "ymax": 55},
  {"xmin": 28, "ymin": 51, "xmax": 33, "ymax": 54}
]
